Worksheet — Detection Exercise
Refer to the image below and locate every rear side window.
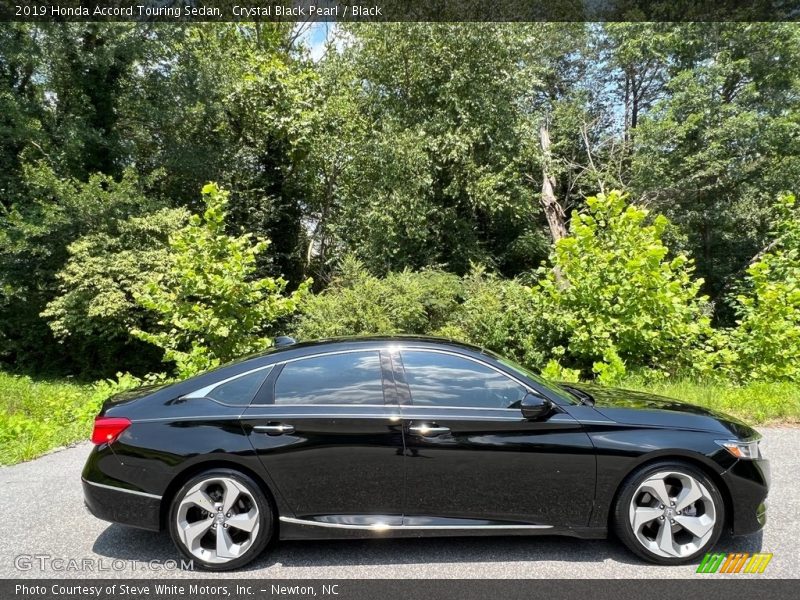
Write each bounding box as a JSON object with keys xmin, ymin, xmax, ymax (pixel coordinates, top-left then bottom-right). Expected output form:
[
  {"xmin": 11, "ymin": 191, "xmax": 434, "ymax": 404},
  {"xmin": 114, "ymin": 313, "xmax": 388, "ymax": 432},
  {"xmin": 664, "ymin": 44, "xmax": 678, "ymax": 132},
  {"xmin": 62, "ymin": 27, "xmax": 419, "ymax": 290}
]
[
  {"xmin": 400, "ymin": 350, "xmax": 527, "ymax": 409},
  {"xmin": 204, "ymin": 369, "xmax": 270, "ymax": 405},
  {"xmin": 274, "ymin": 352, "xmax": 384, "ymax": 405}
]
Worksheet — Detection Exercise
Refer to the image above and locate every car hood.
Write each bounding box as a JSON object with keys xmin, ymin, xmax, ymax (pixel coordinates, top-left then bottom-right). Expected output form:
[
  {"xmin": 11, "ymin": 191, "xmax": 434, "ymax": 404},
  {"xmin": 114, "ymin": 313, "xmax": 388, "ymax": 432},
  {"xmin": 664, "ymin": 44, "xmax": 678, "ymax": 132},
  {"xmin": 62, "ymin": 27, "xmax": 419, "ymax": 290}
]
[{"xmin": 566, "ymin": 382, "xmax": 758, "ymax": 439}]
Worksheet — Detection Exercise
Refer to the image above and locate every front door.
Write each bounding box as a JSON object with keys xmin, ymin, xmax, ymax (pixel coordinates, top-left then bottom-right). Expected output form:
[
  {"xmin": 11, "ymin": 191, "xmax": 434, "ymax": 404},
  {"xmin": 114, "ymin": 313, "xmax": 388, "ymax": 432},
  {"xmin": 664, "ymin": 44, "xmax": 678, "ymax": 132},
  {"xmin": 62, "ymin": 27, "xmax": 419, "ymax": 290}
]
[
  {"xmin": 395, "ymin": 349, "xmax": 595, "ymax": 529},
  {"xmin": 241, "ymin": 350, "xmax": 404, "ymax": 525}
]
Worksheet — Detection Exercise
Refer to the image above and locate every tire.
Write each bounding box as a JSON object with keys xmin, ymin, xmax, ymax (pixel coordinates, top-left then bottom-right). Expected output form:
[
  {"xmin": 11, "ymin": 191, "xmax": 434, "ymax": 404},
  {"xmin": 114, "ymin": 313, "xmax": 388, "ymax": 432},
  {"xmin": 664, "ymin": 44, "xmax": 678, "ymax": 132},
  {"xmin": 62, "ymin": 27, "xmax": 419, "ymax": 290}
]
[
  {"xmin": 168, "ymin": 468, "xmax": 273, "ymax": 571},
  {"xmin": 612, "ymin": 460, "xmax": 725, "ymax": 565}
]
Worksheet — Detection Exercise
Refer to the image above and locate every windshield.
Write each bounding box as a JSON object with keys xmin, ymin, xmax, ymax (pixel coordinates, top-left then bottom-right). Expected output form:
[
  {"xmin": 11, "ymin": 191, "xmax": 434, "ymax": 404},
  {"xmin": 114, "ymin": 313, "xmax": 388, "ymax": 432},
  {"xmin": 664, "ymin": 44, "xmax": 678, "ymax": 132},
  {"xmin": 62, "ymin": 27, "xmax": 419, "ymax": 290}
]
[{"xmin": 493, "ymin": 354, "xmax": 577, "ymax": 405}]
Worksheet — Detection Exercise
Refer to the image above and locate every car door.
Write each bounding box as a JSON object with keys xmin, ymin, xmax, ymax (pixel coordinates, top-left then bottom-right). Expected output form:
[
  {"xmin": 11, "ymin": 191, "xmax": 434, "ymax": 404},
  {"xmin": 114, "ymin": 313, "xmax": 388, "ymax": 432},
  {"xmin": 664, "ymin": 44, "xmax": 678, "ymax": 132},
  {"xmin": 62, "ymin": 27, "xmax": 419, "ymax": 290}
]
[
  {"xmin": 394, "ymin": 348, "xmax": 595, "ymax": 529},
  {"xmin": 240, "ymin": 349, "xmax": 405, "ymax": 527}
]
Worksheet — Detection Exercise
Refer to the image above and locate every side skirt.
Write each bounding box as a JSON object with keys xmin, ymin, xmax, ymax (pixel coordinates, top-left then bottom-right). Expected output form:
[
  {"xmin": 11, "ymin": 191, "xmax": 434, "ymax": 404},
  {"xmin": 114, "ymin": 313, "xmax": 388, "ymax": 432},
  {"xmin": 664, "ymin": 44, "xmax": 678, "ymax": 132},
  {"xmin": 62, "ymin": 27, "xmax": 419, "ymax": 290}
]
[{"xmin": 277, "ymin": 516, "xmax": 606, "ymax": 541}]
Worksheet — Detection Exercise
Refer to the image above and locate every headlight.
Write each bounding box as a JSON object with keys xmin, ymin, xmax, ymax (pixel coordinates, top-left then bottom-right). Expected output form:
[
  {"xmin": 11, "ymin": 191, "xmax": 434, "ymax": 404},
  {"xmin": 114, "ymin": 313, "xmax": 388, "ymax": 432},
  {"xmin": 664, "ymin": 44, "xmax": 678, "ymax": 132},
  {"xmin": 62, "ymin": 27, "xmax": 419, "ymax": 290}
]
[{"xmin": 715, "ymin": 439, "xmax": 762, "ymax": 460}]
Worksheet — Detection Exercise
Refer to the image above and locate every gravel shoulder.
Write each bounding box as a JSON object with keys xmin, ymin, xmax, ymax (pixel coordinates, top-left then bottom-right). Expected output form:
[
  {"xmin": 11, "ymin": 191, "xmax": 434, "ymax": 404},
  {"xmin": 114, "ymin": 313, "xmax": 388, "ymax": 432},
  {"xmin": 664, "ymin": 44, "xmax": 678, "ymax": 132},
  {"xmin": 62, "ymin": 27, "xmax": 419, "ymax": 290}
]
[{"xmin": 1, "ymin": 428, "xmax": 796, "ymax": 579}]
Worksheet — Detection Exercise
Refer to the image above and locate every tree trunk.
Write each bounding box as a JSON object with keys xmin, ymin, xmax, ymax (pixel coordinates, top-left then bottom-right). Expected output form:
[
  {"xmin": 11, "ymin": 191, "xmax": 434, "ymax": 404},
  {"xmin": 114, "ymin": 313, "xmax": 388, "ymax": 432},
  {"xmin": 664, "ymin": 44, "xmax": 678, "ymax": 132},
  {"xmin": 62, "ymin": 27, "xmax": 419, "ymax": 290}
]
[{"xmin": 539, "ymin": 123, "xmax": 568, "ymax": 243}]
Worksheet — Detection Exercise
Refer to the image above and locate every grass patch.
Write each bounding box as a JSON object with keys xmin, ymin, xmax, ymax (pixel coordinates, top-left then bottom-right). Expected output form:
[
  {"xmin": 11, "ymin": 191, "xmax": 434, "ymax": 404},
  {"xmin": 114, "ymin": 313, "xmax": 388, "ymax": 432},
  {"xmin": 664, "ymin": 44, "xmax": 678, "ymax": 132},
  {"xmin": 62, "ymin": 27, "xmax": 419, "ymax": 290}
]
[
  {"xmin": 616, "ymin": 376, "xmax": 800, "ymax": 425},
  {"xmin": 0, "ymin": 372, "xmax": 95, "ymax": 465}
]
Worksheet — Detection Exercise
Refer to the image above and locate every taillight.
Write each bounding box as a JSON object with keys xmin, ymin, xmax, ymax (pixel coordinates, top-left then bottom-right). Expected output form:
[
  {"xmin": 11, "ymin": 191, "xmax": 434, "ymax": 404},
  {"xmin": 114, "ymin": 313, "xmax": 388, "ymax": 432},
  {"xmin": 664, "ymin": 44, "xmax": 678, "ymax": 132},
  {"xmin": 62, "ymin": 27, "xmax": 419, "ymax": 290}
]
[{"xmin": 91, "ymin": 417, "xmax": 131, "ymax": 445}]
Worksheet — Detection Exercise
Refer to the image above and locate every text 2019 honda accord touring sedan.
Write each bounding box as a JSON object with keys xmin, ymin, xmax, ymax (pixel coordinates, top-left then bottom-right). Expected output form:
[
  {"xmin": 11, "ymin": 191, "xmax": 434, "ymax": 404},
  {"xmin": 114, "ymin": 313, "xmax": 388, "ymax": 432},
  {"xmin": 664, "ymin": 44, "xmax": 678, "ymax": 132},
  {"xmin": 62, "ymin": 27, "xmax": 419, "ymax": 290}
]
[{"xmin": 82, "ymin": 336, "xmax": 769, "ymax": 570}]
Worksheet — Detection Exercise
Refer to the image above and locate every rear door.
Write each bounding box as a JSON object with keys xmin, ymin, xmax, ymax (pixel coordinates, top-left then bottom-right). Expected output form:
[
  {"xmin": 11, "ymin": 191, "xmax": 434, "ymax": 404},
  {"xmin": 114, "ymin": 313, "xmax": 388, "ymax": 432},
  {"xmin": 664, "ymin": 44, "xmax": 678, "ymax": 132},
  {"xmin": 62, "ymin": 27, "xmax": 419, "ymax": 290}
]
[
  {"xmin": 241, "ymin": 350, "xmax": 405, "ymax": 526},
  {"xmin": 395, "ymin": 349, "xmax": 595, "ymax": 529}
]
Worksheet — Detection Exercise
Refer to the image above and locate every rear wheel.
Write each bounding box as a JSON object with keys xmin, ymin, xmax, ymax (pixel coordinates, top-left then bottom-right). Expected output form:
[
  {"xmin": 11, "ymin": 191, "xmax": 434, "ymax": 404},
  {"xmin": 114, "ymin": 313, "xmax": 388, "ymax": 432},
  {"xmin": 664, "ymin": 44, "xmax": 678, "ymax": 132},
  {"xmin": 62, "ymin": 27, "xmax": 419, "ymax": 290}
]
[
  {"xmin": 168, "ymin": 469, "xmax": 273, "ymax": 571},
  {"xmin": 613, "ymin": 461, "xmax": 724, "ymax": 564}
]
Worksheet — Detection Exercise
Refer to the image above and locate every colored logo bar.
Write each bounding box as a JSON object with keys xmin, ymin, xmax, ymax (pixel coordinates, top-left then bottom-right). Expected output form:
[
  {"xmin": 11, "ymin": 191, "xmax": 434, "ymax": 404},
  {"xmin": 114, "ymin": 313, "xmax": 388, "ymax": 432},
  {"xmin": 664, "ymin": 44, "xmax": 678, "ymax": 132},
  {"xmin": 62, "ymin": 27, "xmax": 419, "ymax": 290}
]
[{"xmin": 696, "ymin": 552, "xmax": 773, "ymax": 574}]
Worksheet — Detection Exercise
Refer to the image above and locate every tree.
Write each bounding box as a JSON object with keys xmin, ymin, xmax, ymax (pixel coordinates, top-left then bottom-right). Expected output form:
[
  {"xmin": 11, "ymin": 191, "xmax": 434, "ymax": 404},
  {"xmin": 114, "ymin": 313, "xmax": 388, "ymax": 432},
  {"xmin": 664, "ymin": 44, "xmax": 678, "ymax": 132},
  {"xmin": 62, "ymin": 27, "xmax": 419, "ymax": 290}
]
[
  {"xmin": 0, "ymin": 24, "xmax": 45, "ymax": 208},
  {"xmin": 631, "ymin": 23, "xmax": 800, "ymax": 308},
  {"xmin": 729, "ymin": 194, "xmax": 800, "ymax": 381},
  {"xmin": 133, "ymin": 184, "xmax": 310, "ymax": 377},
  {"xmin": 0, "ymin": 165, "xmax": 159, "ymax": 372},
  {"xmin": 535, "ymin": 191, "xmax": 714, "ymax": 382},
  {"xmin": 41, "ymin": 207, "xmax": 189, "ymax": 377},
  {"xmin": 312, "ymin": 23, "xmax": 545, "ymax": 276}
]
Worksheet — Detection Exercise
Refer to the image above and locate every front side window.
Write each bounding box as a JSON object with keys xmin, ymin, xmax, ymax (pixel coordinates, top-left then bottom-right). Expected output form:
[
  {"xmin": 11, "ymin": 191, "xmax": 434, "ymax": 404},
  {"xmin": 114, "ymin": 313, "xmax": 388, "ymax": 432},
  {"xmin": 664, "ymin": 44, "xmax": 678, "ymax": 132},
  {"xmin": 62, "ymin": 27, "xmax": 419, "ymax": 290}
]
[
  {"xmin": 274, "ymin": 351, "xmax": 384, "ymax": 405},
  {"xmin": 400, "ymin": 351, "xmax": 527, "ymax": 409}
]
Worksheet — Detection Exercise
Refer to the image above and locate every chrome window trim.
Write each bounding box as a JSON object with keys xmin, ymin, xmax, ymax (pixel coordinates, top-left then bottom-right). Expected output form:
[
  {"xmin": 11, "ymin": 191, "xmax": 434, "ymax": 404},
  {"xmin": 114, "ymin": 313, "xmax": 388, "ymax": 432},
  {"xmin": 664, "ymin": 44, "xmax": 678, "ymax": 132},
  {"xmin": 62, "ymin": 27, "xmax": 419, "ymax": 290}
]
[
  {"xmin": 183, "ymin": 365, "xmax": 273, "ymax": 401},
  {"xmin": 82, "ymin": 478, "xmax": 162, "ymax": 500},
  {"xmin": 393, "ymin": 405, "xmax": 521, "ymax": 412},
  {"xmin": 133, "ymin": 415, "xmax": 245, "ymax": 423},
  {"xmin": 244, "ymin": 414, "xmax": 520, "ymax": 421},
  {"xmin": 279, "ymin": 516, "xmax": 551, "ymax": 531},
  {"xmin": 182, "ymin": 344, "xmax": 541, "ymax": 411},
  {"xmin": 251, "ymin": 403, "xmax": 393, "ymax": 408},
  {"xmin": 265, "ymin": 348, "xmax": 383, "ymax": 368},
  {"xmin": 132, "ymin": 413, "xmax": 527, "ymax": 423}
]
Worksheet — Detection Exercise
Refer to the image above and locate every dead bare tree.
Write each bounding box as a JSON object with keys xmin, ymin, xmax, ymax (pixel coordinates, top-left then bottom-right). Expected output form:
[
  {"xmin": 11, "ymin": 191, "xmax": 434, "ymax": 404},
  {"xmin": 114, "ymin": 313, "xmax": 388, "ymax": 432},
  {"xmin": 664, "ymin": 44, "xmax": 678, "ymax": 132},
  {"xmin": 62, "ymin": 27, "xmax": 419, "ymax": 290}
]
[{"xmin": 536, "ymin": 122, "xmax": 568, "ymax": 244}]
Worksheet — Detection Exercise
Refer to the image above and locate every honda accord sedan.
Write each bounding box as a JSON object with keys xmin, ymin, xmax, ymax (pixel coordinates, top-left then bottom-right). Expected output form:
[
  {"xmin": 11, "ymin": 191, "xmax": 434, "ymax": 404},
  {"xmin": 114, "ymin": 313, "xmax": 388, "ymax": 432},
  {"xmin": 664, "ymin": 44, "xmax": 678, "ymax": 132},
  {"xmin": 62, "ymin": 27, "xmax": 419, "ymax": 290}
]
[{"xmin": 82, "ymin": 336, "xmax": 769, "ymax": 570}]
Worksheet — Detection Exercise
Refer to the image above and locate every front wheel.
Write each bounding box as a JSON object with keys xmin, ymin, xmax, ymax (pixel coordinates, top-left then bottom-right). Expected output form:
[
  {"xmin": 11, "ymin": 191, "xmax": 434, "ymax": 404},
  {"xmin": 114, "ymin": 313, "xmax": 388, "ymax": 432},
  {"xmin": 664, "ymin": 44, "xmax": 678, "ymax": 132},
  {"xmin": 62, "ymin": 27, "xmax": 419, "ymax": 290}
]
[
  {"xmin": 613, "ymin": 461, "xmax": 725, "ymax": 564},
  {"xmin": 168, "ymin": 469, "xmax": 273, "ymax": 571}
]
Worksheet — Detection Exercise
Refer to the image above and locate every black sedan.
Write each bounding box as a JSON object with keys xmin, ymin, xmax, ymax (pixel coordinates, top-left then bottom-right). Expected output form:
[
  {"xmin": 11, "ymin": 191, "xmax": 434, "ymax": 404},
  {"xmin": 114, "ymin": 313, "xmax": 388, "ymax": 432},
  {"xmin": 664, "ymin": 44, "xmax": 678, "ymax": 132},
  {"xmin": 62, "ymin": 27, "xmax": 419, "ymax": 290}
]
[{"xmin": 82, "ymin": 336, "xmax": 769, "ymax": 570}]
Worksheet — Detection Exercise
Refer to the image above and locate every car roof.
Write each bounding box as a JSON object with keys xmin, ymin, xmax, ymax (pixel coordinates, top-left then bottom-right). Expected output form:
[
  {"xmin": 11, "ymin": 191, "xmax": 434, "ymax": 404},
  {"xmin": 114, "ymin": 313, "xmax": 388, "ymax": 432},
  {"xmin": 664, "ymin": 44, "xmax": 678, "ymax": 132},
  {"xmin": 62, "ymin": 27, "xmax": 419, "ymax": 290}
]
[
  {"xmin": 256, "ymin": 335, "xmax": 488, "ymax": 358},
  {"xmin": 163, "ymin": 335, "xmax": 492, "ymax": 397}
]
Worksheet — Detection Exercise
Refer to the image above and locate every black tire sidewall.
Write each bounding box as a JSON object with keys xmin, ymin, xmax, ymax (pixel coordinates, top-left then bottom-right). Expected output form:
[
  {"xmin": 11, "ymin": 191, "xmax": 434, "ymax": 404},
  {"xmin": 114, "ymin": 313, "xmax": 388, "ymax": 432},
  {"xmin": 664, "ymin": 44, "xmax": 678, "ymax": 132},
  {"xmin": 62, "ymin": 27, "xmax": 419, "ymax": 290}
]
[
  {"xmin": 613, "ymin": 460, "xmax": 725, "ymax": 565},
  {"xmin": 168, "ymin": 468, "xmax": 273, "ymax": 571}
]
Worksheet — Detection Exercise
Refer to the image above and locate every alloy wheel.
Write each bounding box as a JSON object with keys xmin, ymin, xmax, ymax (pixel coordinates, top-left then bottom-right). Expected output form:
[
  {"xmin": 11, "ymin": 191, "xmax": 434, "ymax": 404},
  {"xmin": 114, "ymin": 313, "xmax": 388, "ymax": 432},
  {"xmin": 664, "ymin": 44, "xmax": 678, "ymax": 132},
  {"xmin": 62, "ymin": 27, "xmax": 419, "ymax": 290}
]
[
  {"xmin": 175, "ymin": 476, "xmax": 261, "ymax": 564},
  {"xmin": 628, "ymin": 470, "xmax": 717, "ymax": 559}
]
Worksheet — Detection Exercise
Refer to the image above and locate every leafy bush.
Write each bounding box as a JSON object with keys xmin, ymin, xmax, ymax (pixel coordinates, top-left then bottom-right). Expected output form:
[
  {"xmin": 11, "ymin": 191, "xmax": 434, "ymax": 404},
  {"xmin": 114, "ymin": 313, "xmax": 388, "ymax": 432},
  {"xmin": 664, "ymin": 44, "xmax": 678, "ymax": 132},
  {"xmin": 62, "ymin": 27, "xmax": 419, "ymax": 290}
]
[
  {"xmin": 534, "ymin": 191, "xmax": 714, "ymax": 382},
  {"xmin": 0, "ymin": 164, "xmax": 161, "ymax": 372},
  {"xmin": 728, "ymin": 194, "xmax": 800, "ymax": 381},
  {"xmin": 41, "ymin": 207, "xmax": 189, "ymax": 376},
  {"xmin": 438, "ymin": 266, "xmax": 551, "ymax": 369},
  {"xmin": 0, "ymin": 372, "xmax": 91, "ymax": 464},
  {"xmin": 296, "ymin": 260, "xmax": 555, "ymax": 372},
  {"xmin": 0, "ymin": 370, "xmax": 159, "ymax": 465},
  {"xmin": 295, "ymin": 255, "xmax": 463, "ymax": 339},
  {"xmin": 133, "ymin": 184, "xmax": 310, "ymax": 377}
]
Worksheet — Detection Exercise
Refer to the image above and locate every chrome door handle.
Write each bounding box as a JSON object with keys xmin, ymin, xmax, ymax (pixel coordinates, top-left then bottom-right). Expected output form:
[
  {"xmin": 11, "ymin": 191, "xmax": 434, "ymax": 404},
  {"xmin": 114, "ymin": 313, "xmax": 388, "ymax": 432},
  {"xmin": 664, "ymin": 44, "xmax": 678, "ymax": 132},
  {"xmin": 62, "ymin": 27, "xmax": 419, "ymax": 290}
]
[
  {"xmin": 253, "ymin": 424, "xmax": 295, "ymax": 435},
  {"xmin": 409, "ymin": 425, "xmax": 450, "ymax": 436}
]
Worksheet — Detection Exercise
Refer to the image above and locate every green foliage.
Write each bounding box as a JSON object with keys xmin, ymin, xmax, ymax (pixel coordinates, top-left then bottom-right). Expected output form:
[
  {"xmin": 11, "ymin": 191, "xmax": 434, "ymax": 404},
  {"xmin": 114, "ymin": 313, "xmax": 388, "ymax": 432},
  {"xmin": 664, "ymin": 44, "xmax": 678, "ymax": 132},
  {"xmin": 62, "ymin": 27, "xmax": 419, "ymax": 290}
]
[
  {"xmin": 39, "ymin": 207, "xmax": 189, "ymax": 376},
  {"xmin": 0, "ymin": 372, "xmax": 92, "ymax": 464},
  {"xmin": 2, "ymin": 22, "xmax": 799, "ymax": 391},
  {"xmin": 0, "ymin": 370, "xmax": 165, "ymax": 465},
  {"xmin": 631, "ymin": 23, "xmax": 800, "ymax": 303},
  {"xmin": 535, "ymin": 191, "xmax": 714, "ymax": 382},
  {"xmin": 0, "ymin": 164, "xmax": 159, "ymax": 372},
  {"xmin": 310, "ymin": 24, "xmax": 547, "ymax": 277},
  {"xmin": 617, "ymin": 373, "xmax": 800, "ymax": 425},
  {"xmin": 728, "ymin": 195, "xmax": 800, "ymax": 381},
  {"xmin": 133, "ymin": 184, "xmax": 310, "ymax": 377},
  {"xmin": 295, "ymin": 255, "xmax": 463, "ymax": 339},
  {"xmin": 438, "ymin": 267, "xmax": 550, "ymax": 369},
  {"xmin": 541, "ymin": 359, "xmax": 581, "ymax": 383},
  {"xmin": 43, "ymin": 207, "xmax": 189, "ymax": 341}
]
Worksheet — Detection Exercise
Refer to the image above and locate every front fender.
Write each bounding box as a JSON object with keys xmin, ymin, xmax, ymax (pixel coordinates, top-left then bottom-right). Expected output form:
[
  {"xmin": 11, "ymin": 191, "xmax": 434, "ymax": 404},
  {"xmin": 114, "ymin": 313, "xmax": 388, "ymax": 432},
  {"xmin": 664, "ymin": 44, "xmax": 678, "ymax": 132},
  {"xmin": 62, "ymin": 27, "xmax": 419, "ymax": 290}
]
[{"xmin": 585, "ymin": 426, "xmax": 736, "ymax": 529}]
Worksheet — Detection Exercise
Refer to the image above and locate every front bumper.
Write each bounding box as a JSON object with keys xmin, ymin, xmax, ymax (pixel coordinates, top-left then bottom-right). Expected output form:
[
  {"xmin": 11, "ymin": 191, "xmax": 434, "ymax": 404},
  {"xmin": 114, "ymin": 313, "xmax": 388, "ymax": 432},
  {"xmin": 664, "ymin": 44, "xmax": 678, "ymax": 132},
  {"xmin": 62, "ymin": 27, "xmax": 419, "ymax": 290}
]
[
  {"xmin": 721, "ymin": 457, "xmax": 770, "ymax": 536},
  {"xmin": 82, "ymin": 478, "xmax": 161, "ymax": 532}
]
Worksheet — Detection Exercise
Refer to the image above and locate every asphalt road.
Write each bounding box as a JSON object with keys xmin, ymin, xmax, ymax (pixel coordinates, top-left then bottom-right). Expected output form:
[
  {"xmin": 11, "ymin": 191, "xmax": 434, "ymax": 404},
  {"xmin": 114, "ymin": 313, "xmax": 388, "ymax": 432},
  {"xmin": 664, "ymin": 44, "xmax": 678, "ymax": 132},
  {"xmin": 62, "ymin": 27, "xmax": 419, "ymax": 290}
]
[{"xmin": 1, "ymin": 428, "xmax": 796, "ymax": 579}]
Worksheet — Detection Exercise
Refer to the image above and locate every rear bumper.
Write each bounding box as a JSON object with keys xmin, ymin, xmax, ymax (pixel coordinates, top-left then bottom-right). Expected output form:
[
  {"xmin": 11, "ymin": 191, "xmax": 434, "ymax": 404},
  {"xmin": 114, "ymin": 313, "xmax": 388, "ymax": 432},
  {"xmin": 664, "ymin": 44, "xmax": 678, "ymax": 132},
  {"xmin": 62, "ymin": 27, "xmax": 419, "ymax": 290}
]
[
  {"xmin": 82, "ymin": 478, "xmax": 161, "ymax": 532},
  {"xmin": 722, "ymin": 457, "xmax": 770, "ymax": 536}
]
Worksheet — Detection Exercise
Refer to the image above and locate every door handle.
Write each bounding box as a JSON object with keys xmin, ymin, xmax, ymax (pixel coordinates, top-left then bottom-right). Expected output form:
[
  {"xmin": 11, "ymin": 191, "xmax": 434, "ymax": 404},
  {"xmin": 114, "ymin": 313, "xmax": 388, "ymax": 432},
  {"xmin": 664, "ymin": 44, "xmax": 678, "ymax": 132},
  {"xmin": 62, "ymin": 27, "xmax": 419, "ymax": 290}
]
[
  {"xmin": 409, "ymin": 424, "xmax": 450, "ymax": 436},
  {"xmin": 253, "ymin": 424, "xmax": 295, "ymax": 435}
]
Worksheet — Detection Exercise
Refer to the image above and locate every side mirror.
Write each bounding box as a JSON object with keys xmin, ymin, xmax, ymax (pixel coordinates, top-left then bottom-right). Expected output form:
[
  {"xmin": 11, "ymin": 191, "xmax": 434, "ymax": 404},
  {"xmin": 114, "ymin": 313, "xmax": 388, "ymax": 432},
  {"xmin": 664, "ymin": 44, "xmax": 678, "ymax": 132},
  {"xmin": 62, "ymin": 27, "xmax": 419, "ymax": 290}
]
[{"xmin": 521, "ymin": 393, "xmax": 553, "ymax": 420}]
